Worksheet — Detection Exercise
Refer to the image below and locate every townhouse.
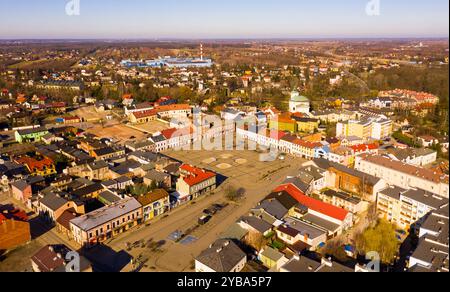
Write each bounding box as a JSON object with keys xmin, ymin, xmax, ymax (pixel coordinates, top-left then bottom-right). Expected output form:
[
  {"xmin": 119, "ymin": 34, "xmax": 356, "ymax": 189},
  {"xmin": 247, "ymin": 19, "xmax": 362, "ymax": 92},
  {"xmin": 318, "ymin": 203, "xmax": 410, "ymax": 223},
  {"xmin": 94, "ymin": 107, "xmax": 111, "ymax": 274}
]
[
  {"xmin": 70, "ymin": 197, "xmax": 142, "ymax": 247},
  {"xmin": 176, "ymin": 164, "xmax": 216, "ymax": 203},
  {"xmin": 136, "ymin": 189, "xmax": 170, "ymax": 221}
]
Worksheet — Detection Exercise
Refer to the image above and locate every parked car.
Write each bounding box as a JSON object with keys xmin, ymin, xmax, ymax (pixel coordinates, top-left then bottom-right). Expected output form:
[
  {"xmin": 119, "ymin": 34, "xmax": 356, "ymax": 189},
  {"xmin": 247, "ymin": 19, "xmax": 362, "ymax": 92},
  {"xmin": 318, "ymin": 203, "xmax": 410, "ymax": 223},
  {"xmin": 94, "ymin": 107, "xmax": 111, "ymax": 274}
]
[{"xmin": 198, "ymin": 215, "xmax": 212, "ymax": 225}]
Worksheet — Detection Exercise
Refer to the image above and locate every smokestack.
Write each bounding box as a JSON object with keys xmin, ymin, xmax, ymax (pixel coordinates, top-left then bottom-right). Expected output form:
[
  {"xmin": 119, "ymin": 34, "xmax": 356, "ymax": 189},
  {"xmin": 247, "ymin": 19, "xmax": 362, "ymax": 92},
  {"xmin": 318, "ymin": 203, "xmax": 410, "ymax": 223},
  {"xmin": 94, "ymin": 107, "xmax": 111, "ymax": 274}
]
[{"xmin": 200, "ymin": 43, "xmax": 203, "ymax": 61}]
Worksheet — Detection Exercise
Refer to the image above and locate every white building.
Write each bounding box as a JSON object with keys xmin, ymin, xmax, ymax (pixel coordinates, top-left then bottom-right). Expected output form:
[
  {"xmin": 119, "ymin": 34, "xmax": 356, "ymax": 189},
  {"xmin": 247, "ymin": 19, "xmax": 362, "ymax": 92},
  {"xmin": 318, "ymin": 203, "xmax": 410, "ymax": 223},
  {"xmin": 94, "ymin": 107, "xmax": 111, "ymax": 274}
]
[
  {"xmin": 355, "ymin": 154, "xmax": 449, "ymax": 199},
  {"xmin": 289, "ymin": 91, "xmax": 310, "ymax": 114}
]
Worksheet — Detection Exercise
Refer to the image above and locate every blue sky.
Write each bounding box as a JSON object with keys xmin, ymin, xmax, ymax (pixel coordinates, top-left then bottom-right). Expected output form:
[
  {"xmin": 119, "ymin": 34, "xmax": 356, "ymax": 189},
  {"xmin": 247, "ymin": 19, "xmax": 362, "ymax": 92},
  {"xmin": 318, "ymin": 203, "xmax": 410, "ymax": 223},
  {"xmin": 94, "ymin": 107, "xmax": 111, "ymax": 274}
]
[{"xmin": 0, "ymin": 0, "xmax": 448, "ymax": 39}]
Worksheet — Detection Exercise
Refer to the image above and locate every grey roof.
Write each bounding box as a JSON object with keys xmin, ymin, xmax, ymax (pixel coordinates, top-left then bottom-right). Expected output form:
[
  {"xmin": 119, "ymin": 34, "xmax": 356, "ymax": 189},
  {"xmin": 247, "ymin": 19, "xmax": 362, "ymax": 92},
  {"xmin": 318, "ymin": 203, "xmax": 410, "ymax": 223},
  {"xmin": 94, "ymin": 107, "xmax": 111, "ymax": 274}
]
[
  {"xmin": 116, "ymin": 176, "xmax": 132, "ymax": 184},
  {"xmin": 281, "ymin": 257, "xmax": 353, "ymax": 272},
  {"xmin": 98, "ymin": 190, "xmax": 122, "ymax": 204},
  {"xmin": 17, "ymin": 127, "xmax": 48, "ymax": 136},
  {"xmin": 410, "ymin": 238, "xmax": 449, "ymax": 272},
  {"xmin": 93, "ymin": 147, "xmax": 118, "ymax": 157},
  {"xmin": 283, "ymin": 177, "xmax": 311, "ymax": 193},
  {"xmin": 72, "ymin": 183, "xmax": 104, "ymax": 198},
  {"xmin": 11, "ymin": 180, "xmax": 29, "ymax": 191},
  {"xmin": 402, "ymin": 189, "xmax": 449, "ymax": 210},
  {"xmin": 261, "ymin": 247, "xmax": 284, "ymax": 262},
  {"xmin": 380, "ymin": 186, "xmax": 449, "ymax": 209},
  {"xmin": 70, "ymin": 197, "xmax": 141, "ymax": 231},
  {"xmin": 298, "ymin": 165, "xmax": 325, "ymax": 181},
  {"xmin": 150, "ymin": 135, "xmax": 166, "ymax": 143},
  {"xmin": 40, "ymin": 193, "xmax": 69, "ymax": 211},
  {"xmin": 239, "ymin": 216, "xmax": 272, "ymax": 233},
  {"xmin": 323, "ymin": 189, "xmax": 362, "ymax": 205},
  {"xmin": 88, "ymin": 160, "xmax": 108, "ymax": 170},
  {"xmin": 253, "ymin": 199, "xmax": 288, "ymax": 220},
  {"xmin": 281, "ymin": 256, "xmax": 321, "ymax": 272},
  {"xmin": 301, "ymin": 213, "xmax": 340, "ymax": 234},
  {"xmin": 145, "ymin": 170, "xmax": 170, "ymax": 182},
  {"xmin": 220, "ymin": 223, "xmax": 249, "ymax": 241},
  {"xmin": 196, "ymin": 239, "xmax": 246, "ymax": 272},
  {"xmin": 379, "ymin": 186, "xmax": 406, "ymax": 201},
  {"xmin": 284, "ymin": 217, "xmax": 327, "ymax": 240},
  {"xmin": 130, "ymin": 151, "xmax": 160, "ymax": 163},
  {"xmin": 265, "ymin": 191, "xmax": 298, "ymax": 210}
]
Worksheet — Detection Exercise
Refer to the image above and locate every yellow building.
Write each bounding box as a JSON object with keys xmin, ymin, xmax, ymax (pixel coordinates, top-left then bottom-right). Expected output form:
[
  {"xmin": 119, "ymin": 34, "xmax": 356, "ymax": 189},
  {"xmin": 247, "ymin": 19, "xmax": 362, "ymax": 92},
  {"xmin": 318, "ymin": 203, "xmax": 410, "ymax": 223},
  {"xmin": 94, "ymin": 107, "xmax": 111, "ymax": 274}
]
[
  {"xmin": 15, "ymin": 156, "xmax": 56, "ymax": 177},
  {"xmin": 136, "ymin": 189, "xmax": 170, "ymax": 221},
  {"xmin": 294, "ymin": 118, "xmax": 320, "ymax": 134}
]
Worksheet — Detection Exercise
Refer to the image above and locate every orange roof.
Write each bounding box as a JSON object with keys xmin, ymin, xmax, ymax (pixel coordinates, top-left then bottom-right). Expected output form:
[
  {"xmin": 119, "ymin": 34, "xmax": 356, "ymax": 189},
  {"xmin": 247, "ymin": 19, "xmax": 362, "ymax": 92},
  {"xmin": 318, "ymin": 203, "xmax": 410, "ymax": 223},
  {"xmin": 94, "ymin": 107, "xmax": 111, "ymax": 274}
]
[
  {"xmin": 350, "ymin": 143, "xmax": 379, "ymax": 153},
  {"xmin": 274, "ymin": 184, "xmax": 349, "ymax": 221},
  {"xmin": 293, "ymin": 139, "xmax": 322, "ymax": 149},
  {"xmin": 133, "ymin": 109, "xmax": 158, "ymax": 119},
  {"xmin": 122, "ymin": 94, "xmax": 133, "ymax": 100},
  {"xmin": 156, "ymin": 104, "xmax": 191, "ymax": 112},
  {"xmin": 161, "ymin": 127, "xmax": 193, "ymax": 139},
  {"xmin": 15, "ymin": 156, "xmax": 54, "ymax": 172},
  {"xmin": 180, "ymin": 164, "xmax": 216, "ymax": 187}
]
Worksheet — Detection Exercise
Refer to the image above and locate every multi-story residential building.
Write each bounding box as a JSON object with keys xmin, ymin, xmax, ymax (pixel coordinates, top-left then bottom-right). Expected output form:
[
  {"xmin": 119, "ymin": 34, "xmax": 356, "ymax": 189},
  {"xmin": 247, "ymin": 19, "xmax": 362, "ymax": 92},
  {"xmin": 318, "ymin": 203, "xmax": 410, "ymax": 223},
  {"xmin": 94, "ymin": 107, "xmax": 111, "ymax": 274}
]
[
  {"xmin": 337, "ymin": 117, "xmax": 392, "ymax": 141},
  {"xmin": 355, "ymin": 154, "xmax": 449, "ymax": 198},
  {"xmin": 70, "ymin": 197, "xmax": 142, "ymax": 247},
  {"xmin": 176, "ymin": 164, "xmax": 216, "ymax": 203},
  {"xmin": 377, "ymin": 186, "xmax": 448, "ymax": 230},
  {"xmin": 408, "ymin": 206, "xmax": 448, "ymax": 272},
  {"xmin": 136, "ymin": 189, "xmax": 170, "ymax": 221}
]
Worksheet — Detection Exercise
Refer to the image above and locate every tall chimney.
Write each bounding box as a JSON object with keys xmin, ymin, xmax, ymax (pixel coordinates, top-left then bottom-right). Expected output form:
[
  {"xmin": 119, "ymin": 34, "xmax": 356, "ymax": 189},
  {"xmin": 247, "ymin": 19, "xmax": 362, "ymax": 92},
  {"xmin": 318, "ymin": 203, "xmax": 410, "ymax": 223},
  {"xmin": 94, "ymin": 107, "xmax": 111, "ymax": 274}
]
[{"xmin": 200, "ymin": 43, "xmax": 203, "ymax": 61}]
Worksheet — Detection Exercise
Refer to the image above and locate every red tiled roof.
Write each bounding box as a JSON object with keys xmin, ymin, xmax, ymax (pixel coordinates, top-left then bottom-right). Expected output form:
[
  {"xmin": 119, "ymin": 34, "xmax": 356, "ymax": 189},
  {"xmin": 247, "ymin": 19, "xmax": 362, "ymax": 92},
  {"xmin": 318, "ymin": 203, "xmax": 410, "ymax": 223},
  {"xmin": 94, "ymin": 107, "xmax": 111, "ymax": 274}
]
[
  {"xmin": 350, "ymin": 143, "xmax": 379, "ymax": 153},
  {"xmin": 274, "ymin": 184, "xmax": 349, "ymax": 221},
  {"xmin": 180, "ymin": 164, "xmax": 216, "ymax": 187},
  {"xmin": 161, "ymin": 127, "xmax": 192, "ymax": 139}
]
